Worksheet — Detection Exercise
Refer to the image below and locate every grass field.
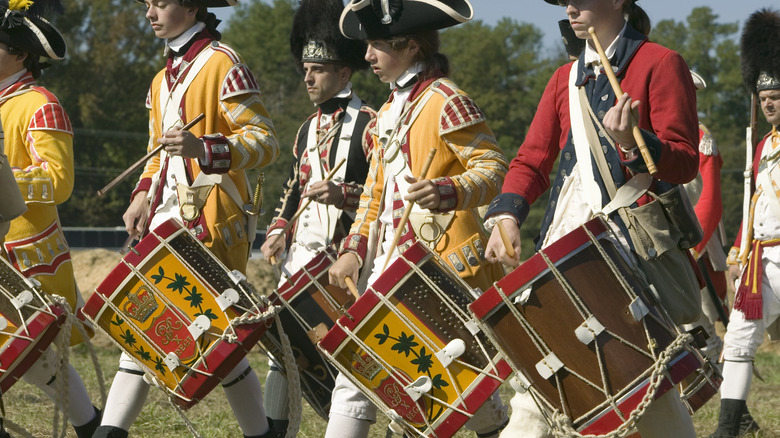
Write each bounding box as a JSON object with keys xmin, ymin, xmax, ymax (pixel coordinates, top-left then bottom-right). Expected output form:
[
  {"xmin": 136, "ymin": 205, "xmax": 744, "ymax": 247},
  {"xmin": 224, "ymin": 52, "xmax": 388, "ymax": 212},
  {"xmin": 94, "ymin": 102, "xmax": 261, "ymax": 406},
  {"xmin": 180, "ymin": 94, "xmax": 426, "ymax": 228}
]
[{"xmin": 3, "ymin": 335, "xmax": 779, "ymax": 437}]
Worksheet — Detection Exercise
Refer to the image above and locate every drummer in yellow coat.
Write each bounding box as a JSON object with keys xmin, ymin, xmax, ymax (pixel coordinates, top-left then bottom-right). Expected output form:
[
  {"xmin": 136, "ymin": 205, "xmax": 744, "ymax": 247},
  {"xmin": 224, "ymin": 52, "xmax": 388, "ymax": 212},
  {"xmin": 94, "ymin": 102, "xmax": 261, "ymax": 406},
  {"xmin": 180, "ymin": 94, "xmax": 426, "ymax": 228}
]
[
  {"xmin": 327, "ymin": 1, "xmax": 509, "ymax": 437},
  {"xmin": 96, "ymin": 1, "xmax": 279, "ymax": 437},
  {"xmin": 0, "ymin": 0, "xmax": 102, "ymax": 436}
]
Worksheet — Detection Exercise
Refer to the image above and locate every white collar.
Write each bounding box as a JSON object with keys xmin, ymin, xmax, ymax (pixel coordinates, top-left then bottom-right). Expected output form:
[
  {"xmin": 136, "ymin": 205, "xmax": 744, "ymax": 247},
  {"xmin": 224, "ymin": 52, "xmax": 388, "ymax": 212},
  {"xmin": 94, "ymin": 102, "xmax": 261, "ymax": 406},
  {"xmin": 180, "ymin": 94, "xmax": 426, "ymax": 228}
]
[
  {"xmin": 334, "ymin": 82, "xmax": 353, "ymax": 99},
  {"xmin": 167, "ymin": 22, "xmax": 207, "ymax": 56},
  {"xmin": 0, "ymin": 70, "xmax": 27, "ymax": 92},
  {"xmin": 312, "ymin": 83, "xmax": 354, "ymax": 108},
  {"xmin": 584, "ymin": 23, "xmax": 627, "ymax": 69},
  {"xmin": 390, "ymin": 63, "xmax": 424, "ymax": 90}
]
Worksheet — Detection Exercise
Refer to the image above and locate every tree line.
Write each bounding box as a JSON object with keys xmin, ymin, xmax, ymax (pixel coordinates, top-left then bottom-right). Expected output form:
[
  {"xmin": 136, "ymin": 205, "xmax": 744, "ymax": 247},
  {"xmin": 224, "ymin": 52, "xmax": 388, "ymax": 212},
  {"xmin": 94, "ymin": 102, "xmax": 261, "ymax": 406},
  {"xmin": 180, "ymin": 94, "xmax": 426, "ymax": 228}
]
[{"xmin": 43, "ymin": 0, "xmax": 764, "ymax": 258}]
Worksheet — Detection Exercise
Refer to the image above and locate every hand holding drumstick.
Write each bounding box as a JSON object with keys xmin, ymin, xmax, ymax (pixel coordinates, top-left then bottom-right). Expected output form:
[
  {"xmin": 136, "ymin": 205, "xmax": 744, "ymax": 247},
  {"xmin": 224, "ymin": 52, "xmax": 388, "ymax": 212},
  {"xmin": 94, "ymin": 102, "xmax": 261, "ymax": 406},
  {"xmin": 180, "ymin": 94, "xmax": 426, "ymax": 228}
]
[
  {"xmin": 588, "ymin": 27, "xmax": 657, "ymax": 175},
  {"xmin": 264, "ymin": 158, "xmax": 347, "ymax": 266},
  {"xmin": 381, "ymin": 147, "xmax": 438, "ymax": 271},
  {"xmin": 98, "ymin": 113, "xmax": 206, "ymax": 197},
  {"xmin": 485, "ymin": 217, "xmax": 522, "ymax": 268}
]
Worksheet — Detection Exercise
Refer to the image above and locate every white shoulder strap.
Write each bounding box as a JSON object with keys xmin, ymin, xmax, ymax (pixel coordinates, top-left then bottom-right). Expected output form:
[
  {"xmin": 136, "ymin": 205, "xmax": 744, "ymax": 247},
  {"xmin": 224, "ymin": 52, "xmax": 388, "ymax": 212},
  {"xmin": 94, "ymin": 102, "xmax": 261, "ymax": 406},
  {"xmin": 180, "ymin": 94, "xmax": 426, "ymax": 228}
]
[
  {"xmin": 568, "ymin": 61, "xmax": 602, "ymax": 212},
  {"xmin": 159, "ymin": 46, "xmax": 217, "ymax": 133}
]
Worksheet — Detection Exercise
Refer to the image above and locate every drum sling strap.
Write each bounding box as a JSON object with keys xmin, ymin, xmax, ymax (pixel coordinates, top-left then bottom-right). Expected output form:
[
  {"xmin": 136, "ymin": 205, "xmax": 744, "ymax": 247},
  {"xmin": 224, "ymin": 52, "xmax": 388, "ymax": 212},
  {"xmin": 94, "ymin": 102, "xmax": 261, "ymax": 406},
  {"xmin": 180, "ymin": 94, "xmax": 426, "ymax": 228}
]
[
  {"xmin": 157, "ymin": 46, "xmax": 250, "ymax": 238},
  {"xmin": 381, "ymin": 83, "xmax": 455, "ymax": 249},
  {"xmin": 572, "ymin": 67, "xmax": 702, "ymax": 327},
  {"xmin": 567, "ymin": 61, "xmax": 650, "ymax": 216},
  {"xmin": 299, "ymin": 94, "xmax": 362, "ymax": 248}
]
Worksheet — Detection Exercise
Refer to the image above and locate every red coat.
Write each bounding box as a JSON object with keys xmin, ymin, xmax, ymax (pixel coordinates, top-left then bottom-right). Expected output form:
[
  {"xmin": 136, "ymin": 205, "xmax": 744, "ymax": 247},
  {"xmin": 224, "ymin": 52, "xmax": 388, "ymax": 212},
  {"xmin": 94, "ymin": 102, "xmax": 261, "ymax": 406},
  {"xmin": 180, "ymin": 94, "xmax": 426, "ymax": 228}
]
[
  {"xmin": 691, "ymin": 124, "xmax": 724, "ymax": 256},
  {"xmin": 486, "ymin": 24, "xmax": 699, "ymax": 248}
]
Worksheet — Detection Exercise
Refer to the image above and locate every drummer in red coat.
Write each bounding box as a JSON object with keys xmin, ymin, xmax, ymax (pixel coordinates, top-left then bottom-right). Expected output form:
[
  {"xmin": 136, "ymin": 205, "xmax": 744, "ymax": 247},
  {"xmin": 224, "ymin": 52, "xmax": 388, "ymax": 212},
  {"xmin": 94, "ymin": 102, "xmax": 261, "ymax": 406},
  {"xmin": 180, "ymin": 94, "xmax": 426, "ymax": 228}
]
[{"xmin": 484, "ymin": 0, "xmax": 700, "ymax": 437}]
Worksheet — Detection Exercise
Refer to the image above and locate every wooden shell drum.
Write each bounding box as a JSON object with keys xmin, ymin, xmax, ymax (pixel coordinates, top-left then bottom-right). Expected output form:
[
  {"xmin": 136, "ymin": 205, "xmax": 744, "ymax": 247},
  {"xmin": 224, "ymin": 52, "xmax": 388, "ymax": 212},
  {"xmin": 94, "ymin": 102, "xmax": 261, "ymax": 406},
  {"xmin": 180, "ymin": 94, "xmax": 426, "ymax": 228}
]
[
  {"xmin": 0, "ymin": 256, "xmax": 66, "ymax": 393},
  {"xmin": 319, "ymin": 241, "xmax": 512, "ymax": 438},
  {"xmin": 678, "ymin": 354, "xmax": 722, "ymax": 414},
  {"xmin": 82, "ymin": 219, "xmax": 272, "ymax": 409},
  {"xmin": 257, "ymin": 248, "xmax": 354, "ymax": 419},
  {"xmin": 469, "ymin": 217, "xmax": 705, "ymax": 435}
]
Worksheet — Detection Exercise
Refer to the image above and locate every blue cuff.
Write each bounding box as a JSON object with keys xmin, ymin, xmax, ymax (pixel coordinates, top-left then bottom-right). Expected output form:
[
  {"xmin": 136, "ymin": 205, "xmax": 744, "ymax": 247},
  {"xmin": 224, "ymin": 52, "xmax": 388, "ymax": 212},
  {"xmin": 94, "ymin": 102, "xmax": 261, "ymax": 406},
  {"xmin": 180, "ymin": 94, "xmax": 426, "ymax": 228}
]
[{"xmin": 485, "ymin": 193, "xmax": 530, "ymax": 228}]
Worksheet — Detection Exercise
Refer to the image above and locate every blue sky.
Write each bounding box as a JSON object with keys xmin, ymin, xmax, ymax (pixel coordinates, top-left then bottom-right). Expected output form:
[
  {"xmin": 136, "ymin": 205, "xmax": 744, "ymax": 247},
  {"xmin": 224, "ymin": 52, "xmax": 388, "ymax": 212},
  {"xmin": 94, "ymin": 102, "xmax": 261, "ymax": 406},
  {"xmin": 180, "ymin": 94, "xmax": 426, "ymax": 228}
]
[{"xmin": 214, "ymin": 1, "xmax": 776, "ymax": 50}]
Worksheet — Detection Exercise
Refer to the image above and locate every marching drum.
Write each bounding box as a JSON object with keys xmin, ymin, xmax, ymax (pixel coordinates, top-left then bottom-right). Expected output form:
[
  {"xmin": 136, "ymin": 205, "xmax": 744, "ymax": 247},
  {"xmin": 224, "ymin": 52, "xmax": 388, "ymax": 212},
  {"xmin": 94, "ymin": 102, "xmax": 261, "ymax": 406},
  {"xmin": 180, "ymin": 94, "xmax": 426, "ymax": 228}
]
[
  {"xmin": 257, "ymin": 248, "xmax": 354, "ymax": 419},
  {"xmin": 318, "ymin": 241, "xmax": 512, "ymax": 438},
  {"xmin": 82, "ymin": 219, "xmax": 273, "ymax": 409},
  {"xmin": 678, "ymin": 357, "xmax": 721, "ymax": 414},
  {"xmin": 469, "ymin": 217, "xmax": 712, "ymax": 435},
  {"xmin": 0, "ymin": 255, "xmax": 66, "ymax": 393}
]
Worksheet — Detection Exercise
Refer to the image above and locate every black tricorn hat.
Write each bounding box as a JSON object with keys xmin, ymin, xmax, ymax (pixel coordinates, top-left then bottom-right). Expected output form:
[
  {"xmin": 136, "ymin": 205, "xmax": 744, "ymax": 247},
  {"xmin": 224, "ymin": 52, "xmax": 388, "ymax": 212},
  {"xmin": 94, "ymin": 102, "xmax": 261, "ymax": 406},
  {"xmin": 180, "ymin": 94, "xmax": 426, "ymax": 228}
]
[
  {"xmin": 558, "ymin": 19, "xmax": 584, "ymax": 59},
  {"xmin": 290, "ymin": 0, "xmax": 368, "ymax": 71},
  {"xmin": 543, "ymin": 0, "xmax": 638, "ymax": 4},
  {"xmin": 740, "ymin": 8, "xmax": 780, "ymax": 93},
  {"xmin": 339, "ymin": 0, "xmax": 473, "ymax": 40},
  {"xmin": 132, "ymin": 0, "xmax": 239, "ymax": 8},
  {"xmin": 0, "ymin": 0, "xmax": 66, "ymax": 60}
]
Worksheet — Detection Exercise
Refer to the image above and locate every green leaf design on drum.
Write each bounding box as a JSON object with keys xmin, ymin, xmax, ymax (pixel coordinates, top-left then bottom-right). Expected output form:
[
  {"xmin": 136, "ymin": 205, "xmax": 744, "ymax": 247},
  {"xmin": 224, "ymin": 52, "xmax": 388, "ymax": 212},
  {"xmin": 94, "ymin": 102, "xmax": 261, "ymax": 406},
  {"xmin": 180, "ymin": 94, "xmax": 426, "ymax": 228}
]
[
  {"xmin": 376, "ymin": 324, "xmax": 449, "ymax": 423},
  {"xmin": 391, "ymin": 331, "xmax": 419, "ymax": 358},
  {"xmin": 197, "ymin": 308, "xmax": 219, "ymax": 321},
  {"xmin": 120, "ymin": 329, "xmax": 137, "ymax": 347},
  {"xmin": 185, "ymin": 286, "xmax": 203, "ymax": 307},
  {"xmin": 151, "ymin": 266, "xmax": 165, "ymax": 284},
  {"xmin": 411, "ymin": 347, "xmax": 433, "ymax": 374},
  {"xmin": 168, "ymin": 273, "xmax": 191, "ymax": 294},
  {"xmin": 136, "ymin": 345, "xmax": 152, "ymax": 361},
  {"xmin": 154, "ymin": 357, "xmax": 167, "ymax": 376}
]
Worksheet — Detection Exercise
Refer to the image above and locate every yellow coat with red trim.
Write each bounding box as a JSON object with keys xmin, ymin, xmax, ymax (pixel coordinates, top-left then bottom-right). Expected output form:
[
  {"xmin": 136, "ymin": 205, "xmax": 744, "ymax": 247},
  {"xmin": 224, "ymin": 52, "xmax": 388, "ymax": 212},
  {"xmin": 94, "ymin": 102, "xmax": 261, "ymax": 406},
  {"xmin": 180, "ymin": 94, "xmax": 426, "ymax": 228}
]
[
  {"xmin": 342, "ymin": 76, "xmax": 507, "ymax": 291},
  {"xmin": 135, "ymin": 40, "xmax": 279, "ymax": 273},
  {"xmin": 1, "ymin": 72, "xmax": 88, "ymax": 344}
]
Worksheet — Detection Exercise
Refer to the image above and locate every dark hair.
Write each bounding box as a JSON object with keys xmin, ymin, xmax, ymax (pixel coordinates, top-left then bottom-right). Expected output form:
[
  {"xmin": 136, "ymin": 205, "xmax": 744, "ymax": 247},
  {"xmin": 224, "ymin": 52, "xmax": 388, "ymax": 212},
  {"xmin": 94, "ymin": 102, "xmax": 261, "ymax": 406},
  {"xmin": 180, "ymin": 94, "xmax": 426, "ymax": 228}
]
[
  {"xmin": 625, "ymin": 2, "xmax": 651, "ymax": 36},
  {"xmin": 179, "ymin": 0, "xmax": 222, "ymax": 40},
  {"xmin": 6, "ymin": 46, "xmax": 42, "ymax": 78},
  {"xmin": 387, "ymin": 30, "xmax": 450, "ymax": 79}
]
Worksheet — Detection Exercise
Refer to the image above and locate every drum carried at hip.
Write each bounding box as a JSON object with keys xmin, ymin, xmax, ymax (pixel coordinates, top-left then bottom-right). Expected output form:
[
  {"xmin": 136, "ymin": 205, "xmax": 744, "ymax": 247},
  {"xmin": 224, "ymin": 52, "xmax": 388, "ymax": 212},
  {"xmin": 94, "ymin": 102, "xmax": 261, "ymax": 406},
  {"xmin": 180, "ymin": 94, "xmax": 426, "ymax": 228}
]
[
  {"xmin": 257, "ymin": 247, "xmax": 354, "ymax": 419},
  {"xmin": 318, "ymin": 241, "xmax": 512, "ymax": 438},
  {"xmin": 0, "ymin": 256, "xmax": 67, "ymax": 393},
  {"xmin": 82, "ymin": 219, "xmax": 275, "ymax": 409},
  {"xmin": 469, "ymin": 217, "xmax": 717, "ymax": 436}
]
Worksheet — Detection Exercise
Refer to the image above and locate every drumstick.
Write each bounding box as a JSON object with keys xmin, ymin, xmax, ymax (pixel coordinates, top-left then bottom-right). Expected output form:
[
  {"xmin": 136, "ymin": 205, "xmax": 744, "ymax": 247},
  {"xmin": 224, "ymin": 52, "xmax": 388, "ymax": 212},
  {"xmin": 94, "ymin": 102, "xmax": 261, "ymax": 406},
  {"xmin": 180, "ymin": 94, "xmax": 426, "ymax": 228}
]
[
  {"xmin": 496, "ymin": 220, "xmax": 517, "ymax": 259},
  {"xmin": 587, "ymin": 27, "xmax": 657, "ymax": 175},
  {"xmin": 344, "ymin": 276, "xmax": 360, "ymax": 300},
  {"xmin": 97, "ymin": 113, "xmax": 206, "ymax": 197},
  {"xmin": 276, "ymin": 157, "xmax": 347, "ymax": 239},
  {"xmin": 381, "ymin": 147, "xmax": 437, "ymax": 272}
]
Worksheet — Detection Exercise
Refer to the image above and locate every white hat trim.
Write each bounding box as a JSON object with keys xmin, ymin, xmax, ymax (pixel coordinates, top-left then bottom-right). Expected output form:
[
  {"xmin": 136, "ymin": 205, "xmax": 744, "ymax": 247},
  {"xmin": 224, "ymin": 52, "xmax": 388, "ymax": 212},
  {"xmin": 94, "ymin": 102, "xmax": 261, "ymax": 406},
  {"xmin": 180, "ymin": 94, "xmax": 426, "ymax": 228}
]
[
  {"xmin": 22, "ymin": 16, "xmax": 65, "ymax": 60},
  {"xmin": 345, "ymin": 0, "xmax": 474, "ymax": 29}
]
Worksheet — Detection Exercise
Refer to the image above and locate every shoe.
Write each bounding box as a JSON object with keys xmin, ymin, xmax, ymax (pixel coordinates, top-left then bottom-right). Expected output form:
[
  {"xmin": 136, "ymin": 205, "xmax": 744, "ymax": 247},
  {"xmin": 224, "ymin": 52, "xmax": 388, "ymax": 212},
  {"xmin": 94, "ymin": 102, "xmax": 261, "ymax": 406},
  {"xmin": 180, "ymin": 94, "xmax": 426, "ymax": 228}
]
[
  {"xmin": 708, "ymin": 399, "xmax": 747, "ymax": 438},
  {"xmin": 738, "ymin": 408, "xmax": 760, "ymax": 436}
]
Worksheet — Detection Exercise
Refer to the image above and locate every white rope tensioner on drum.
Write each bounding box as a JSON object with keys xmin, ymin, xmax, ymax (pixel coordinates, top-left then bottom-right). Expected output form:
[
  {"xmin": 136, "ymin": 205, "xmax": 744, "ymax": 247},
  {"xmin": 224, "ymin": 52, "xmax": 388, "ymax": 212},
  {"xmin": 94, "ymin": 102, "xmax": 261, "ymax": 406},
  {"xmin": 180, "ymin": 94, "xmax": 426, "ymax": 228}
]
[
  {"xmin": 273, "ymin": 312, "xmax": 303, "ymax": 438},
  {"xmin": 549, "ymin": 332, "xmax": 693, "ymax": 438},
  {"xmin": 49, "ymin": 293, "xmax": 73, "ymax": 438}
]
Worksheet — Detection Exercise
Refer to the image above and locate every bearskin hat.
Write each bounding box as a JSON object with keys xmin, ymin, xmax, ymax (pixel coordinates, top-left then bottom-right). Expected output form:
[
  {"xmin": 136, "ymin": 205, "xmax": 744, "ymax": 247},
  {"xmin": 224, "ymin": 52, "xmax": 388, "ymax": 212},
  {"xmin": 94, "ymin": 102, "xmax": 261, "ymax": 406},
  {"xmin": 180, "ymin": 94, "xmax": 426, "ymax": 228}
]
[
  {"xmin": 0, "ymin": 0, "xmax": 66, "ymax": 59},
  {"xmin": 290, "ymin": 0, "xmax": 368, "ymax": 72},
  {"xmin": 740, "ymin": 8, "xmax": 780, "ymax": 93}
]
